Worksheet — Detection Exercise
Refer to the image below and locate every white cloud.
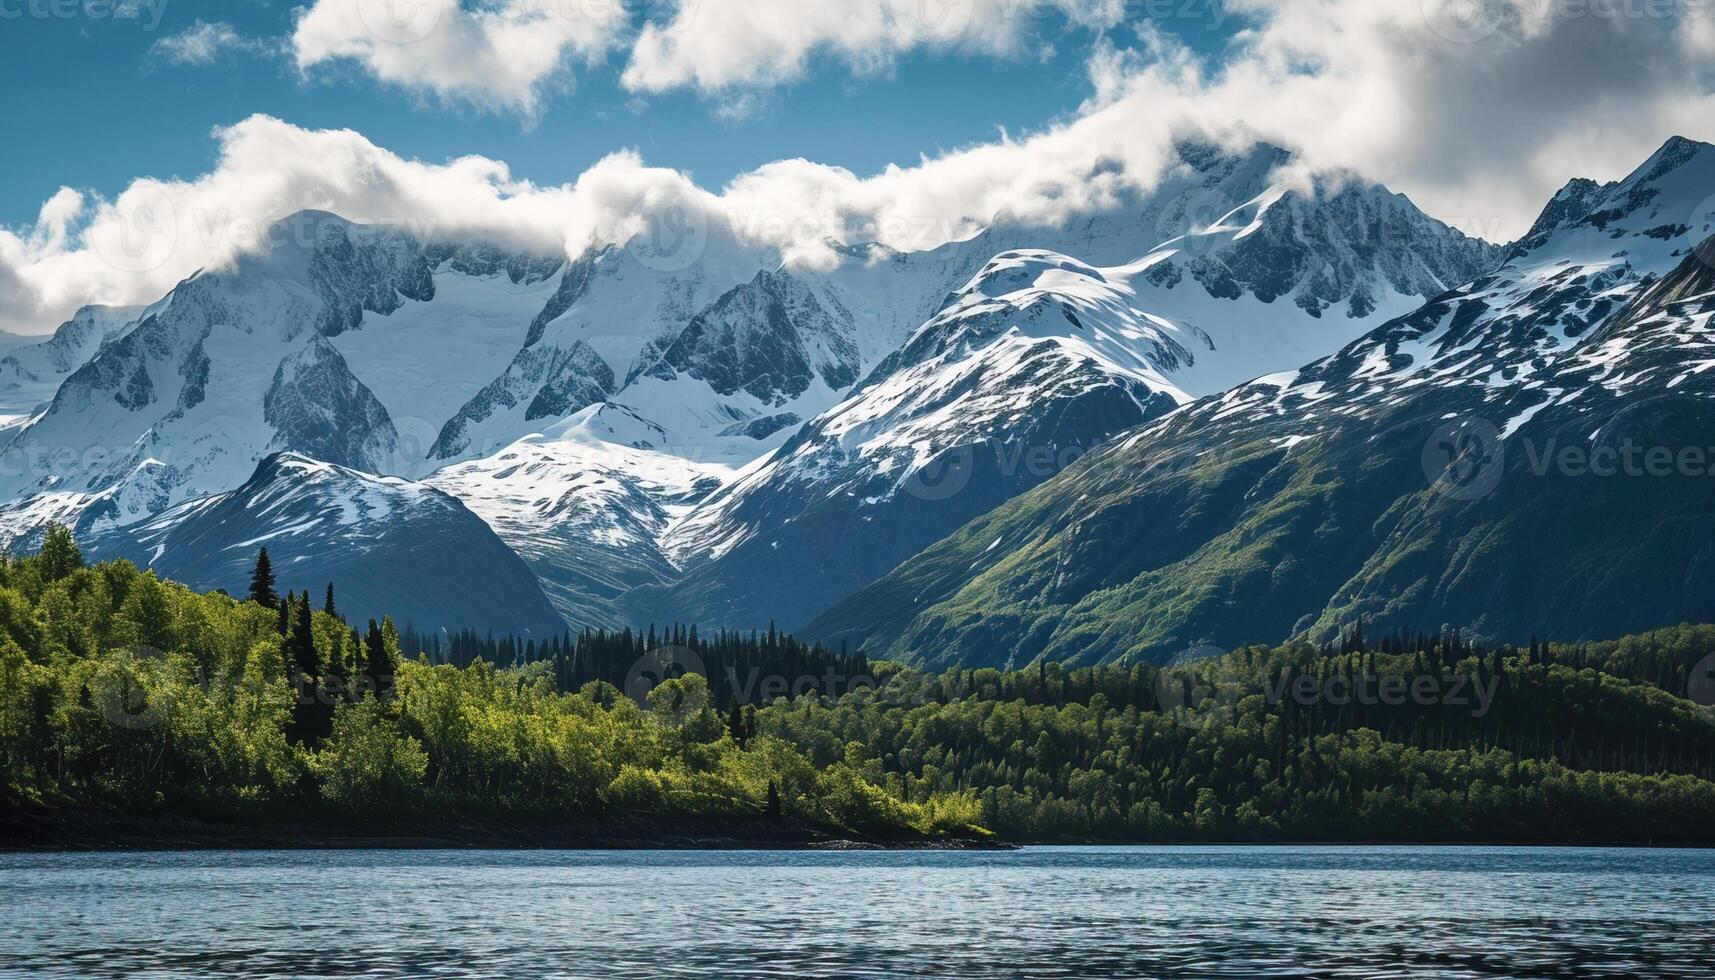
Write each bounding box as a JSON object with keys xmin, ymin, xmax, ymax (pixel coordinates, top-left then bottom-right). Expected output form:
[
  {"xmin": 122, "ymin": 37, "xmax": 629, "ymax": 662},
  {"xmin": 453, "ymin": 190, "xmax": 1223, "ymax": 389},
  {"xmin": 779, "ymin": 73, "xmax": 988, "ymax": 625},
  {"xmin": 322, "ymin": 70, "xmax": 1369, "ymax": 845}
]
[
  {"xmin": 292, "ymin": 0, "xmax": 629, "ymax": 115},
  {"xmin": 1105, "ymin": 0, "xmax": 1715, "ymax": 240},
  {"xmin": 7, "ymin": 0, "xmax": 1715, "ymax": 336},
  {"xmin": 622, "ymin": 0, "xmax": 1126, "ymax": 94},
  {"xmin": 0, "ymin": 115, "xmax": 716, "ymax": 334},
  {"xmin": 149, "ymin": 20, "xmax": 273, "ymax": 67}
]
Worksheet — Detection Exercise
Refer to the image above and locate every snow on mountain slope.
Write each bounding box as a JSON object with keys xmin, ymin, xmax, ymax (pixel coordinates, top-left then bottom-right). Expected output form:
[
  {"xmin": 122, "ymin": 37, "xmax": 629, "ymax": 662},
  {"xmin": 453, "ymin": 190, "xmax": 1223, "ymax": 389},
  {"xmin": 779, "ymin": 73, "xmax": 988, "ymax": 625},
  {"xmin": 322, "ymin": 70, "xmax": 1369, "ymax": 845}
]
[
  {"xmin": 1197, "ymin": 135, "xmax": 1715, "ymax": 433},
  {"xmin": 0, "ymin": 137, "xmax": 1505, "ymax": 640},
  {"xmin": 427, "ymin": 227, "xmax": 765, "ymax": 463},
  {"xmin": 0, "ymin": 214, "xmax": 570, "ymax": 542},
  {"xmin": 427, "ymin": 403, "xmax": 728, "ymax": 628},
  {"xmin": 330, "ymin": 260, "xmax": 564, "ymax": 465},
  {"xmin": 637, "ymin": 249, "xmax": 1192, "ymax": 629},
  {"xmin": 802, "ymin": 136, "xmax": 1715, "ymax": 667},
  {"xmin": 0, "ymin": 305, "xmax": 143, "ymax": 425},
  {"xmin": 638, "ymin": 154, "xmax": 1504, "ymax": 631},
  {"xmin": 89, "ymin": 452, "xmax": 568, "ymax": 637}
]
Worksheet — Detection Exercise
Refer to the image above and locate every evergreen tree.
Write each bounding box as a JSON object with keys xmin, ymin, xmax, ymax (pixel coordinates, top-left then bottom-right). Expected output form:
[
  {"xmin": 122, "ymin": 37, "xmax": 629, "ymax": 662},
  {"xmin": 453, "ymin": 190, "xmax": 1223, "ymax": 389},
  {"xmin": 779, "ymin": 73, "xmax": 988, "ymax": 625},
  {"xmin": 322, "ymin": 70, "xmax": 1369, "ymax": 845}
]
[
  {"xmin": 363, "ymin": 618, "xmax": 400, "ymax": 701},
  {"xmin": 37, "ymin": 523, "xmax": 83, "ymax": 582},
  {"xmin": 323, "ymin": 582, "xmax": 338, "ymax": 620},
  {"xmin": 765, "ymin": 780, "xmax": 782, "ymax": 822},
  {"xmin": 248, "ymin": 548, "xmax": 278, "ymax": 609},
  {"xmin": 290, "ymin": 593, "xmax": 318, "ymax": 679}
]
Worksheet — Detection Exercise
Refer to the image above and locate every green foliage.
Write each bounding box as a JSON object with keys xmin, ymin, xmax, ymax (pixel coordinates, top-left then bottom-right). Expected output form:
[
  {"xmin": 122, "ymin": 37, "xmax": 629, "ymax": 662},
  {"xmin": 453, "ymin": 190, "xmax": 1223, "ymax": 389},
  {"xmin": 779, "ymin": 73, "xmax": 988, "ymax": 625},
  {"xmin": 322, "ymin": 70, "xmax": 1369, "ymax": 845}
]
[
  {"xmin": 312, "ymin": 697, "xmax": 428, "ymax": 811},
  {"xmin": 1, "ymin": 538, "xmax": 971, "ymax": 839},
  {"xmin": 8, "ymin": 530, "xmax": 1715, "ymax": 844},
  {"xmin": 750, "ymin": 632, "xmax": 1715, "ymax": 842}
]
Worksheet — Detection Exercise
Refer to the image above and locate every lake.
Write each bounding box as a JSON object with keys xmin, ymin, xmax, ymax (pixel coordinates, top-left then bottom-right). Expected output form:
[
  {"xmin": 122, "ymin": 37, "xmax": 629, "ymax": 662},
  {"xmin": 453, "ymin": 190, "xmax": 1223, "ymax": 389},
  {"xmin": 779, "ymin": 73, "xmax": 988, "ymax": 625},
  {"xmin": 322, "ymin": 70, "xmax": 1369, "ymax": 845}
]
[{"xmin": 3, "ymin": 846, "xmax": 1712, "ymax": 977}]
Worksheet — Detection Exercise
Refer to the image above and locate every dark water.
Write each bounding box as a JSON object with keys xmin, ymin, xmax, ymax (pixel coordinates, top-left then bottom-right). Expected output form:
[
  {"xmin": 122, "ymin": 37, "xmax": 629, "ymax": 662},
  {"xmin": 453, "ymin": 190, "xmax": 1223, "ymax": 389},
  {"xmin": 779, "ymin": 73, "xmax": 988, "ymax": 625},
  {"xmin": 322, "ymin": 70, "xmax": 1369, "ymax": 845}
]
[{"xmin": 3, "ymin": 846, "xmax": 1713, "ymax": 978}]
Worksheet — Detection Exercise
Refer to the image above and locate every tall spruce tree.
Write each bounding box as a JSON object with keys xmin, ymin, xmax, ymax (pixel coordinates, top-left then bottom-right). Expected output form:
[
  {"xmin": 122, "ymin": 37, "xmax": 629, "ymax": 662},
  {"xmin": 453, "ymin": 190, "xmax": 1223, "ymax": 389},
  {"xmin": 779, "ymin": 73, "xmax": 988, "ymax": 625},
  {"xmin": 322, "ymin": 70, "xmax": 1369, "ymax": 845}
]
[
  {"xmin": 323, "ymin": 582, "xmax": 337, "ymax": 620},
  {"xmin": 363, "ymin": 618, "xmax": 400, "ymax": 700},
  {"xmin": 290, "ymin": 593, "xmax": 318, "ymax": 679},
  {"xmin": 248, "ymin": 548, "xmax": 278, "ymax": 609}
]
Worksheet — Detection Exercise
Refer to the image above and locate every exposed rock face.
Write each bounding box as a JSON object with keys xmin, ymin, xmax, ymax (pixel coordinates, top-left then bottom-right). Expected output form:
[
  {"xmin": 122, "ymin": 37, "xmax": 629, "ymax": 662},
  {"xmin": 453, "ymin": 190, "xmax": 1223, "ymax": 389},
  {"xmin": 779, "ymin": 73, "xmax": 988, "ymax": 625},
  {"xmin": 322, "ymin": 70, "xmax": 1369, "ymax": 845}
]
[
  {"xmin": 805, "ymin": 137, "xmax": 1715, "ymax": 667},
  {"xmin": 90, "ymin": 452, "xmax": 569, "ymax": 639}
]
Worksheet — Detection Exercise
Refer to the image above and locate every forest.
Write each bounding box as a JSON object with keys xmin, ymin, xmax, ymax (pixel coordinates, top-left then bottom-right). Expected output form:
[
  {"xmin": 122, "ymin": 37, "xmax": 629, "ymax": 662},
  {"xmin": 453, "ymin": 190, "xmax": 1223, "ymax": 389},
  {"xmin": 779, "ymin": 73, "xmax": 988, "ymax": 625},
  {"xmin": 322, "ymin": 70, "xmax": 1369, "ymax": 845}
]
[{"xmin": 4, "ymin": 526, "xmax": 1715, "ymax": 844}]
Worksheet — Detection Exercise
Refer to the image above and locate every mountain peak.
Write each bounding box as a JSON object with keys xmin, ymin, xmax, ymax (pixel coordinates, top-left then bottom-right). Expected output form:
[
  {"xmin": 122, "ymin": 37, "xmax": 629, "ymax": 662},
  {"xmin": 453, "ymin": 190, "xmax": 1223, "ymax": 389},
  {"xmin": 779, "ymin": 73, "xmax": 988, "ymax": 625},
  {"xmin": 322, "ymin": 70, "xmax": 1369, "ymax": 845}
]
[{"xmin": 1640, "ymin": 135, "xmax": 1713, "ymax": 181}]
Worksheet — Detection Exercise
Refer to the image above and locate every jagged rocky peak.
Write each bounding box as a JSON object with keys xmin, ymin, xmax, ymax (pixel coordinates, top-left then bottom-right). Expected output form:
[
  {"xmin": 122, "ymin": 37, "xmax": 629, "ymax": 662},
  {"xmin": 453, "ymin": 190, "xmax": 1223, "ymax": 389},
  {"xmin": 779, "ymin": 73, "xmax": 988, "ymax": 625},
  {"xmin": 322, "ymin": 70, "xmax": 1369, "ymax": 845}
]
[
  {"xmin": 641, "ymin": 267, "xmax": 861, "ymax": 404},
  {"xmin": 0, "ymin": 304, "xmax": 144, "ymax": 418},
  {"xmin": 803, "ymin": 137, "xmax": 1715, "ymax": 666},
  {"xmin": 1509, "ymin": 135, "xmax": 1715, "ymax": 261},
  {"xmin": 1144, "ymin": 169, "xmax": 1504, "ymax": 319}
]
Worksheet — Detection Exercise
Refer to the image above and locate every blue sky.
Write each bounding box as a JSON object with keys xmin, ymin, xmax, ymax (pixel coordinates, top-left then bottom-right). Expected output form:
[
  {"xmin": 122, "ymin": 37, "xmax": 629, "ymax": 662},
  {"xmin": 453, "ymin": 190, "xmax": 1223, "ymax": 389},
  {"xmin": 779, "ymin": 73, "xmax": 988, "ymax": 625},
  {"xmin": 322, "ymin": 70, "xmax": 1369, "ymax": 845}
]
[
  {"xmin": 0, "ymin": 0, "xmax": 1238, "ymax": 227},
  {"xmin": 4, "ymin": 0, "xmax": 1710, "ymax": 336}
]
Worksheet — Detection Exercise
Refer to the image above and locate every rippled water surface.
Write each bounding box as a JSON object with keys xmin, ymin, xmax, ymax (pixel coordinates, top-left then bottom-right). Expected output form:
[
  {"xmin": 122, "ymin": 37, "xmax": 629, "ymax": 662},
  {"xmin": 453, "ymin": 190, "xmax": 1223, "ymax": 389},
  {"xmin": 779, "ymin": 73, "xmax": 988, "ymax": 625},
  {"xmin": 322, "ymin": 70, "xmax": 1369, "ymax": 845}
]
[{"xmin": 4, "ymin": 846, "xmax": 1713, "ymax": 978}]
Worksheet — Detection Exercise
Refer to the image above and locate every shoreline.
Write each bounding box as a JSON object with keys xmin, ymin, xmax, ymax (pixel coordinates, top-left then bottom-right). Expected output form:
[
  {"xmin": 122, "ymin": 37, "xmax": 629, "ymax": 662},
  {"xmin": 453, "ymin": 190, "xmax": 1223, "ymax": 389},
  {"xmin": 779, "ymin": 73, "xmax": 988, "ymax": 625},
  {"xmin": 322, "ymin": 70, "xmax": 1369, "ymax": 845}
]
[{"xmin": 0, "ymin": 806, "xmax": 1011, "ymax": 853}]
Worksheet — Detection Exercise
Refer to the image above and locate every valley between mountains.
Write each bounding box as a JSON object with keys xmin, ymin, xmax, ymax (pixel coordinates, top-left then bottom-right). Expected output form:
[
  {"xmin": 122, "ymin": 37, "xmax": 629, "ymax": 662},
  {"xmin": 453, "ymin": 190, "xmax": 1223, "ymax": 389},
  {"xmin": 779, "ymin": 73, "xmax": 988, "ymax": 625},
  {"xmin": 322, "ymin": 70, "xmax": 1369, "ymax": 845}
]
[{"xmin": 1, "ymin": 137, "xmax": 1709, "ymax": 664}]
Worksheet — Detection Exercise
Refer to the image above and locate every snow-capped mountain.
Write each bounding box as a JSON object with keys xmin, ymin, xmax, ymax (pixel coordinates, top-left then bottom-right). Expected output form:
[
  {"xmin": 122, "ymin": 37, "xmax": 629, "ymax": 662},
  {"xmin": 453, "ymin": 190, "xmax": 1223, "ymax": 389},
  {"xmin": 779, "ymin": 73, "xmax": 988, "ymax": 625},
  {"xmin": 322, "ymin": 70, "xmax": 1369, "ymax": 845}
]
[
  {"xmin": 639, "ymin": 161, "xmax": 1502, "ymax": 630},
  {"xmin": 89, "ymin": 452, "xmax": 568, "ymax": 638},
  {"xmin": 640, "ymin": 250, "xmax": 1192, "ymax": 629},
  {"xmin": 0, "ymin": 213, "xmax": 565, "ymax": 540},
  {"xmin": 0, "ymin": 305, "xmax": 143, "ymax": 426},
  {"xmin": 426, "ymin": 403, "xmax": 725, "ymax": 629},
  {"xmin": 804, "ymin": 136, "xmax": 1715, "ymax": 666},
  {"xmin": 0, "ymin": 137, "xmax": 1503, "ymax": 637}
]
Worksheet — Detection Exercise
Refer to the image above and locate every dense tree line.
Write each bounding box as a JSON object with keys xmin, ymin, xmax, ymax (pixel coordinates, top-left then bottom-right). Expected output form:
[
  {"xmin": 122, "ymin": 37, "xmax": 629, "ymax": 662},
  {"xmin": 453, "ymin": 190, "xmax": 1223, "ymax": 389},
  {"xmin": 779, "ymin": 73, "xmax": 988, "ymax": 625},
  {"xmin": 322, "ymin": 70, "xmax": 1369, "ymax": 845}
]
[
  {"xmin": 397, "ymin": 622, "xmax": 870, "ymax": 709},
  {"xmin": 757, "ymin": 625, "xmax": 1715, "ymax": 841},
  {"xmin": 6, "ymin": 529, "xmax": 1715, "ymax": 844},
  {"xmin": 0, "ymin": 531, "xmax": 977, "ymax": 839}
]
